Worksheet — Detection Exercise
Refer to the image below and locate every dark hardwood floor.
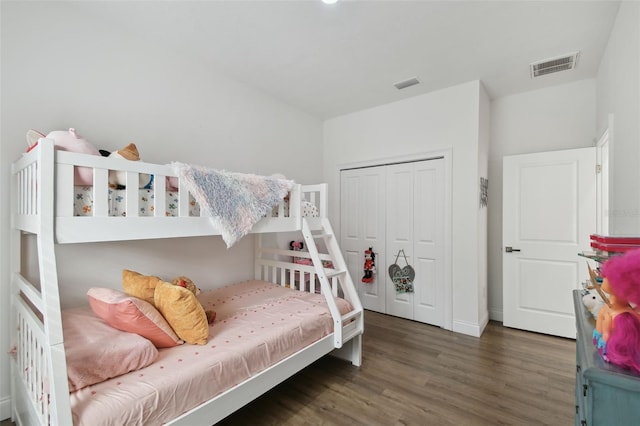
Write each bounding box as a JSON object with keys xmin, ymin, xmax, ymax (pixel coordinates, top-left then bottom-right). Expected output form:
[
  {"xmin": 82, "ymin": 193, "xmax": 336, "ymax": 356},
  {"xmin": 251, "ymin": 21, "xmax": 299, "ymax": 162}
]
[
  {"xmin": 1, "ymin": 311, "xmax": 575, "ymax": 426},
  {"xmin": 219, "ymin": 310, "xmax": 576, "ymax": 426}
]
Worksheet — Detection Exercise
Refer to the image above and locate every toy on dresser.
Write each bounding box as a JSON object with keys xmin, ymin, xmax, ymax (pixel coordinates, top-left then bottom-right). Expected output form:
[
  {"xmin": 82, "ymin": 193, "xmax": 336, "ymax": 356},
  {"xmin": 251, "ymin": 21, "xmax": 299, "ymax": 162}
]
[
  {"xmin": 582, "ymin": 288, "xmax": 606, "ymax": 319},
  {"xmin": 593, "ymin": 248, "xmax": 640, "ymax": 374}
]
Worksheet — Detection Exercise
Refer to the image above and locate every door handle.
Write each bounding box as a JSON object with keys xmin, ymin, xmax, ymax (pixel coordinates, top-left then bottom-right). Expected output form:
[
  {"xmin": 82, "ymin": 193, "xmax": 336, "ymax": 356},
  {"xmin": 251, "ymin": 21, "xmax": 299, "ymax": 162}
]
[{"xmin": 505, "ymin": 246, "xmax": 521, "ymax": 253}]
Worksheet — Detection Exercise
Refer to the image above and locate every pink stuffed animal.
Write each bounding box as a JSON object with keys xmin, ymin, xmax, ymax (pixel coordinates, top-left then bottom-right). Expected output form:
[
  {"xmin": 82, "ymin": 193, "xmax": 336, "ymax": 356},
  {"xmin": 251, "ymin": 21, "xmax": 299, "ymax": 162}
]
[{"xmin": 27, "ymin": 128, "xmax": 100, "ymax": 185}]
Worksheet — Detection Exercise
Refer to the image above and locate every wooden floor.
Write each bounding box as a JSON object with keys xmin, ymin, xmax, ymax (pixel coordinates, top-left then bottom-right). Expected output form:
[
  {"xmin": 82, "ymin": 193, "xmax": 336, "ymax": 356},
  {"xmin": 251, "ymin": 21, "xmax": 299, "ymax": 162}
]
[
  {"xmin": 1, "ymin": 311, "xmax": 575, "ymax": 426},
  {"xmin": 219, "ymin": 310, "xmax": 576, "ymax": 426}
]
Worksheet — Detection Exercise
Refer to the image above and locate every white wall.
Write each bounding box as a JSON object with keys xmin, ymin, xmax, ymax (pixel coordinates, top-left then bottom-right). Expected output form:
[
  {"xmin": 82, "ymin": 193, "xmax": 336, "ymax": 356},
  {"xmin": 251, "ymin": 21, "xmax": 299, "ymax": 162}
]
[
  {"xmin": 0, "ymin": 2, "xmax": 323, "ymax": 419},
  {"xmin": 477, "ymin": 84, "xmax": 491, "ymax": 325},
  {"xmin": 488, "ymin": 79, "xmax": 596, "ymax": 320},
  {"xmin": 596, "ymin": 1, "xmax": 640, "ymax": 236},
  {"xmin": 323, "ymin": 80, "xmax": 489, "ymax": 336}
]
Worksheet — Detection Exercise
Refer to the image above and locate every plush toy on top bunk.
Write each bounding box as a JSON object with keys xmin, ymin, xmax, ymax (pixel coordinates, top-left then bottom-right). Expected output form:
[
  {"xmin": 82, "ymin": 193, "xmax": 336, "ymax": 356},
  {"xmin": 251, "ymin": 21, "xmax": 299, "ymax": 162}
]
[
  {"xmin": 593, "ymin": 248, "xmax": 640, "ymax": 374},
  {"xmin": 27, "ymin": 128, "xmax": 101, "ymax": 185},
  {"xmin": 105, "ymin": 143, "xmax": 153, "ymax": 189},
  {"xmin": 26, "ymin": 128, "xmax": 153, "ymax": 189},
  {"xmin": 122, "ymin": 269, "xmax": 215, "ymax": 345}
]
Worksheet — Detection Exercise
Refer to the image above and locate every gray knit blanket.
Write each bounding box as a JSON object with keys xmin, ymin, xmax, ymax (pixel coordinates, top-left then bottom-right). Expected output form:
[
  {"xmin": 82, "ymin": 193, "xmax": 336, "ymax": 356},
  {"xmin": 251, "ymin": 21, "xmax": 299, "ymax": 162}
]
[{"xmin": 172, "ymin": 162, "xmax": 294, "ymax": 248}]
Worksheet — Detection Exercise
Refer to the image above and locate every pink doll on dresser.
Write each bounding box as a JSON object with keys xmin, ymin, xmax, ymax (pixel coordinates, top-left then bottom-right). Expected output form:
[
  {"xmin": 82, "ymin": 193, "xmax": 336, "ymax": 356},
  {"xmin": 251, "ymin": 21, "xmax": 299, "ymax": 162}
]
[{"xmin": 593, "ymin": 248, "xmax": 640, "ymax": 374}]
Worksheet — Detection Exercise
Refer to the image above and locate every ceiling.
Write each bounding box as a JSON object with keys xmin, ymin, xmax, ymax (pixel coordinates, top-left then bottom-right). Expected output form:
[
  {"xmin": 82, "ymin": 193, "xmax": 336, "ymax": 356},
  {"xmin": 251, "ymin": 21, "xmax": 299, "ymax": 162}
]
[{"xmin": 71, "ymin": 0, "xmax": 621, "ymax": 120}]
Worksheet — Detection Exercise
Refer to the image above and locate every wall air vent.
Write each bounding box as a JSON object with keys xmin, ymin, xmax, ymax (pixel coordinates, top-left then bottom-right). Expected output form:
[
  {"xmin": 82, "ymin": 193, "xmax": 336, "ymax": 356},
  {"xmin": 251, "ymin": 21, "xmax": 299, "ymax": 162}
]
[
  {"xmin": 394, "ymin": 77, "xmax": 421, "ymax": 90},
  {"xmin": 530, "ymin": 52, "xmax": 579, "ymax": 78}
]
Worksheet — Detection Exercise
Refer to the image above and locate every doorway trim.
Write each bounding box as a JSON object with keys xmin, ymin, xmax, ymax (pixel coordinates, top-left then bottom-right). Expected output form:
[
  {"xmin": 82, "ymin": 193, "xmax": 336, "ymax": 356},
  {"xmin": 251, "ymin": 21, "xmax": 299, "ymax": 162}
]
[
  {"xmin": 596, "ymin": 114, "xmax": 613, "ymax": 236},
  {"xmin": 337, "ymin": 149, "xmax": 453, "ymax": 331}
]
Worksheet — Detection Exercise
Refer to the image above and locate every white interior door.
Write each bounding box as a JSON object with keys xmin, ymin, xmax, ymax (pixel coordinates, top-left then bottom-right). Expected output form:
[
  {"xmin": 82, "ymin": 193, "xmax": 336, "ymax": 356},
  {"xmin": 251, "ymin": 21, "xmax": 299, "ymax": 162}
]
[
  {"xmin": 385, "ymin": 163, "xmax": 415, "ymax": 319},
  {"xmin": 412, "ymin": 159, "xmax": 445, "ymax": 325},
  {"xmin": 503, "ymin": 147, "xmax": 596, "ymax": 338},
  {"xmin": 340, "ymin": 167, "xmax": 386, "ymax": 313}
]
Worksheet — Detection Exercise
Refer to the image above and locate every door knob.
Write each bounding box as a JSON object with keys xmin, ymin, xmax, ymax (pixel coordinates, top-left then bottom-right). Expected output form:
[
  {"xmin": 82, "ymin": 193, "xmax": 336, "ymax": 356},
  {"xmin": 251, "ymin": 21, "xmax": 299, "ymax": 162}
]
[{"xmin": 505, "ymin": 246, "xmax": 521, "ymax": 253}]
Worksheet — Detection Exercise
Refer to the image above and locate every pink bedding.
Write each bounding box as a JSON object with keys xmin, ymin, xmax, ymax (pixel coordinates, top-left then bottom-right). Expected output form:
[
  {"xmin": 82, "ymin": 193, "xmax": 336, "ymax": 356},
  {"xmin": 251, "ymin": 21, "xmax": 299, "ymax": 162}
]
[{"xmin": 69, "ymin": 280, "xmax": 353, "ymax": 425}]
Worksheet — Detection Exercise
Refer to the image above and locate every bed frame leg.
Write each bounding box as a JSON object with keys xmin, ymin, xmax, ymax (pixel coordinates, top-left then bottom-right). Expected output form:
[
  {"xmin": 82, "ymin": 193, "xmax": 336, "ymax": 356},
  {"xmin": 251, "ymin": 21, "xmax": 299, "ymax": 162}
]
[{"xmin": 330, "ymin": 335, "xmax": 362, "ymax": 367}]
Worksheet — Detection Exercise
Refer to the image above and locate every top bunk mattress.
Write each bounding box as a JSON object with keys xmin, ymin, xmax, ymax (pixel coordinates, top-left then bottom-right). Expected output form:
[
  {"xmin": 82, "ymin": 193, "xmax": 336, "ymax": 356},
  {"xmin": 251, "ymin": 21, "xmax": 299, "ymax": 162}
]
[
  {"xmin": 72, "ymin": 186, "xmax": 319, "ymax": 218},
  {"xmin": 73, "ymin": 186, "xmax": 200, "ymax": 217},
  {"xmin": 69, "ymin": 279, "xmax": 352, "ymax": 426}
]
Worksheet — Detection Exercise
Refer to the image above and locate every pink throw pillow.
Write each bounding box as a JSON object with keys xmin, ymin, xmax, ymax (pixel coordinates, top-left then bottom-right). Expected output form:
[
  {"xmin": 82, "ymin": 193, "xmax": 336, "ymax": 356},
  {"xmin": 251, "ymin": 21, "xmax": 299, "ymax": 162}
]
[
  {"xmin": 64, "ymin": 307, "xmax": 159, "ymax": 391},
  {"xmin": 88, "ymin": 287, "xmax": 183, "ymax": 348}
]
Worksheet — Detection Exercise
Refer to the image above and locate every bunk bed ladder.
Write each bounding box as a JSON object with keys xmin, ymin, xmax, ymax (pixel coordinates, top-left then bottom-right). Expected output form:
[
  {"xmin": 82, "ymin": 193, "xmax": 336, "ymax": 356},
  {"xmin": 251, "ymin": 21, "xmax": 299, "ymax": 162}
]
[{"xmin": 301, "ymin": 218, "xmax": 364, "ymax": 351}]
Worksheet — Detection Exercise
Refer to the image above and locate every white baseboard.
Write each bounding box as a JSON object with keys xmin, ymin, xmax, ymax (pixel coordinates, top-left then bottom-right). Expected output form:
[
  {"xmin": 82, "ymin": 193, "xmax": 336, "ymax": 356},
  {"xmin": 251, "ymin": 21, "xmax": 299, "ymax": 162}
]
[
  {"xmin": 452, "ymin": 315, "xmax": 489, "ymax": 337},
  {"xmin": 1, "ymin": 395, "xmax": 11, "ymax": 421},
  {"xmin": 489, "ymin": 308, "xmax": 503, "ymax": 322}
]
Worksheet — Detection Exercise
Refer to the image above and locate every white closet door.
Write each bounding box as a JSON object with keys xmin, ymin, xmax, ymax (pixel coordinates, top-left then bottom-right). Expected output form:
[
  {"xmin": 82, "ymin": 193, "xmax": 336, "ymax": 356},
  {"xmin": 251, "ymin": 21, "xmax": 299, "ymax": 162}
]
[
  {"xmin": 412, "ymin": 159, "xmax": 445, "ymax": 326},
  {"xmin": 385, "ymin": 163, "xmax": 415, "ymax": 319},
  {"xmin": 340, "ymin": 167, "xmax": 386, "ymax": 313}
]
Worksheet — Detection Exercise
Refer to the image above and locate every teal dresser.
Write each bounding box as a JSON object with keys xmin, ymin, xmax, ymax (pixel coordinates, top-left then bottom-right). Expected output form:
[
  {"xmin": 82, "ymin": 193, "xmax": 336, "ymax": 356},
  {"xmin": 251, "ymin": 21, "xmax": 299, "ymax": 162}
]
[{"xmin": 574, "ymin": 290, "xmax": 640, "ymax": 425}]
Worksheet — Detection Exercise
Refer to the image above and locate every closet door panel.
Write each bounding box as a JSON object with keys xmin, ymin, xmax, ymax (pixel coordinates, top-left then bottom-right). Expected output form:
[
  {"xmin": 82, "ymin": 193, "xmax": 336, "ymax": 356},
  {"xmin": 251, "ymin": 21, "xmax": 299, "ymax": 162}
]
[
  {"xmin": 385, "ymin": 163, "xmax": 414, "ymax": 320},
  {"xmin": 413, "ymin": 159, "xmax": 445, "ymax": 326},
  {"xmin": 340, "ymin": 167, "xmax": 386, "ymax": 313},
  {"xmin": 415, "ymin": 257, "xmax": 437, "ymax": 308}
]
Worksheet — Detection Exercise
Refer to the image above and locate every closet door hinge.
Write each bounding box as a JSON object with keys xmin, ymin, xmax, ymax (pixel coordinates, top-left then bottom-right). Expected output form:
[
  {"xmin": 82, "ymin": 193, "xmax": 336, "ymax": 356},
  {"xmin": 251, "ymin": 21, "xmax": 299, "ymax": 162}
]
[{"xmin": 596, "ymin": 164, "xmax": 602, "ymax": 174}]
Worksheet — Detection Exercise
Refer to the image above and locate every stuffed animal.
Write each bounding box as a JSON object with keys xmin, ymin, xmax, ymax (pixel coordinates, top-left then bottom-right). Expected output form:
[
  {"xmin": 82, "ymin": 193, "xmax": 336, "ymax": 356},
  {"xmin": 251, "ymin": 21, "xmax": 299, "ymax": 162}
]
[
  {"xmin": 594, "ymin": 249, "xmax": 640, "ymax": 373},
  {"xmin": 108, "ymin": 143, "xmax": 152, "ymax": 189},
  {"xmin": 26, "ymin": 128, "xmax": 100, "ymax": 185},
  {"xmin": 122, "ymin": 270, "xmax": 215, "ymax": 345},
  {"xmin": 121, "ymin": 269, "xmax": 164, "ymax": 305},
  {"xmin": 362, "ymin": 247, "xmax": 376, "ymax": 283},
  {"xmin": 171, "ymin": 276, "xmax": 216, "ymax": 324},
  {"xmin": 289, "ymin": 240, "xmax": 333, "ymax": 269},
  {"xmin": 290, "ymin": 240, "xmax": 311, "ymax": 266},
  {"xmin": 582, "ymin": 288, "xmax": 605, "ymax": 319}
]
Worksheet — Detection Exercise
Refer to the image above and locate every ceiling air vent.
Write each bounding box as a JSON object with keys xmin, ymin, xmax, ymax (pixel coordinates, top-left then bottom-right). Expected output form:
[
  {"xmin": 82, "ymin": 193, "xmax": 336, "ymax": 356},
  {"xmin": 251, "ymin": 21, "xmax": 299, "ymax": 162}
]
[
  {"xmin": 530, "ymin": 52, "xmax": 579, "ymax": 78},
  {"xmin": 394, "ymin": 77, "xmax": 420, "ymax": 90}
]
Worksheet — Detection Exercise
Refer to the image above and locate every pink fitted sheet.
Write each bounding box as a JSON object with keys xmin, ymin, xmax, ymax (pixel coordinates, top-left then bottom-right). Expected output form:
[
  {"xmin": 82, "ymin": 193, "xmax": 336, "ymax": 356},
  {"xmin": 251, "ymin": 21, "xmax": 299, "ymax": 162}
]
[{"xmin": 69, "ymin": 280, "xmax": 353, "ymax": 425}]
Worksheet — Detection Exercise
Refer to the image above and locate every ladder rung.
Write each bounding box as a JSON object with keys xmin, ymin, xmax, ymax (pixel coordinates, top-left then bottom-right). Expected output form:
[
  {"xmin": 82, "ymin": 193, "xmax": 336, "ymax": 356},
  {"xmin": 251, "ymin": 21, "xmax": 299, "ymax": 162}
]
[
  {"xmin": 342, "ymin": 327, "xmax": 362, "ymax": 343},
  {"xmin": 312, "ymin": 232, "xmax": 331, "ymax": 239},
  {"xmin": 325, "ymin": 269, "xmax": 346, "ymax": 278},
  {"xmin": 342, "ymin": 310, "xmax": 361, "ymax": 322}
]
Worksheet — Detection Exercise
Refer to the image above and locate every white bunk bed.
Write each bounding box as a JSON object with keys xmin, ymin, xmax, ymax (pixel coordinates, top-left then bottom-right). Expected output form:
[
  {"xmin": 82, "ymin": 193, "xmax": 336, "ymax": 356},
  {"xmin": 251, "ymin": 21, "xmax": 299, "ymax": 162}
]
[{"xmin": 10, "ymin": 138, "xmax": 364, "ymax": 425}]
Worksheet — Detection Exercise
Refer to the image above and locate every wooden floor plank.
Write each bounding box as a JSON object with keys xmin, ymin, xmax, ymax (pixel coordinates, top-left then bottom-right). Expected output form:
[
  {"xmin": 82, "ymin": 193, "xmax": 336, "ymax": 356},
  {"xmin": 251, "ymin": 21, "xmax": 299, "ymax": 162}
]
[{"xmin": 219, "ymin": 311, "xmax": 576, "ymax": 425}]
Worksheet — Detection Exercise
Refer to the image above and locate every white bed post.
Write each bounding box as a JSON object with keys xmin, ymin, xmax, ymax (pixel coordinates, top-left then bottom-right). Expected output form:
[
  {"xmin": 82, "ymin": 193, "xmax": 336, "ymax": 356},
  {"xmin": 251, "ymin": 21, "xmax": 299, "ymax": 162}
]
[
  {"xmin": 37, "ymin": 140, "xmax": 73, "ymax": 425},
  {"xmin": 9, "ymin": 146, "xmax": 20, "ymax": 423},
  {"xmin": 254, "ymin": 234, "xmax": 263, "ymax": 280}
]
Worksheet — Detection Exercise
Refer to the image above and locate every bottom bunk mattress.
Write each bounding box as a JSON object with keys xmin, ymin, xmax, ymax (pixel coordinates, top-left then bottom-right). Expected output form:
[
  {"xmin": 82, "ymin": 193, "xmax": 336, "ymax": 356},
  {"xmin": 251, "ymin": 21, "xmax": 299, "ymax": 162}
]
[{"xmin": 68, "ymin": 279, "xmax": 353, "ymax": 425}]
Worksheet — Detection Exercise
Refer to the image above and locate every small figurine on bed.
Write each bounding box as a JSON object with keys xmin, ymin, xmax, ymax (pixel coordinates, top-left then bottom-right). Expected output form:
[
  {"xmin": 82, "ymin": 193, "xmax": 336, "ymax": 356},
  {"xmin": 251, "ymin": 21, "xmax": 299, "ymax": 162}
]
[
  {"xmin": 593, "ymin": 248, "xmax": 640, "ymax": 374},
  {"xmin": 108, "ymin": 143, "xmax": 153, "ymax": 189}
]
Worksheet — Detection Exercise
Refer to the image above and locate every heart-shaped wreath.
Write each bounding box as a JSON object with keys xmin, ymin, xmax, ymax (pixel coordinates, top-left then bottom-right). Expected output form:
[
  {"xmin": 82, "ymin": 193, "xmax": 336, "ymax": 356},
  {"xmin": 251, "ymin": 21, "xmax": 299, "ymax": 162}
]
[{"xmin": 388, "ymin": 250, "xmax": 415, "ymax": 293}]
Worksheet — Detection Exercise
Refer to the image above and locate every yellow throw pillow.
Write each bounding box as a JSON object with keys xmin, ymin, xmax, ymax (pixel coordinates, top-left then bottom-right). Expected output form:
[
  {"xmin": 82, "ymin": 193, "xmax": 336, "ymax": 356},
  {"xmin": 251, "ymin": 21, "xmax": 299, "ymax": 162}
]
[
  {"xmin": 122, "ymin": 269, "xmax": 163, "ymax": 306},
  {"xmin": 154, "ymin": 281, "xmax": 209, "ymax": 345}
]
